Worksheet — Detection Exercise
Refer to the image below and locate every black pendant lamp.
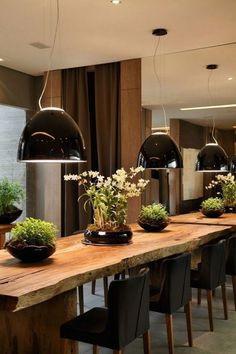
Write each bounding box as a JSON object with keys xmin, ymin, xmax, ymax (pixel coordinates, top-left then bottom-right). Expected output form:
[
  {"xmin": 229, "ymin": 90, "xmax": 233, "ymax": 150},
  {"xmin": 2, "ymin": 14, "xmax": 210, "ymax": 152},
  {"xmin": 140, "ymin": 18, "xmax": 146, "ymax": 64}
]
[
  {"xmin": 137, "ymin": 132, "xmax": 183, "ymax": 169},
  {"xmin": 137, "ymin": 28, "xmax": 183, "ymax": 170},
  {"xmin": 195, "ymin": 64, "xmax": 228, "ymax": 172},
  {"xmin": 18, "ymin": 0, "xmax": 86, "ymax": 163},
  {"xmin": 17, "ymin": 108, "xmax": 86, "ymax": 163},
  {"xmin": 195, "ymin": 143, "xmax": 228, "ymax": 172}
]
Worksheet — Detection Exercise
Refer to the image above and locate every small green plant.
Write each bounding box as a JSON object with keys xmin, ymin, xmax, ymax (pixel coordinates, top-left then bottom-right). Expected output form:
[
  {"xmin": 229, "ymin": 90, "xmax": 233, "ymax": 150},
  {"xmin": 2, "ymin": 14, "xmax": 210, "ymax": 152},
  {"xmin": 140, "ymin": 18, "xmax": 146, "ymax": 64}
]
[
  {"xmin": 201, "ymin": 197, "xmax": 224, "ymax": 211},
  {"xmin": 0, "ymin": 177, "xmax": 24, "ymax": 215},
  {"xmin": 139, "ymin": 203, "xmax": 169, "ymax": 225},
  {"xmin": 10, "ymin": 217, "xmax": 57, "ymax": 246}
]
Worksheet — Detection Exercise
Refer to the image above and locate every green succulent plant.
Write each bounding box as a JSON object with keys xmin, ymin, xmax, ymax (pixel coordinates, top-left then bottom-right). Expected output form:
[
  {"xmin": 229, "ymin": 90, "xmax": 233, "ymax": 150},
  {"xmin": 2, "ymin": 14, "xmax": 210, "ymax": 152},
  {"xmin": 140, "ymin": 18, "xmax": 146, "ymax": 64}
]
[
  {"xmin": 10, "ymin": 217, "xmax": 57, "ymax": 246},
  {"xmin": 0, "ymin": 177, "xmax": 24, "ymax": 215},
  {"xmin": 139, "ymin": 203, "xmax": 169, "ymax": 225},
  {"xmin": 201, "ymin": 197, "xmax": 224, "ymax": 211}
]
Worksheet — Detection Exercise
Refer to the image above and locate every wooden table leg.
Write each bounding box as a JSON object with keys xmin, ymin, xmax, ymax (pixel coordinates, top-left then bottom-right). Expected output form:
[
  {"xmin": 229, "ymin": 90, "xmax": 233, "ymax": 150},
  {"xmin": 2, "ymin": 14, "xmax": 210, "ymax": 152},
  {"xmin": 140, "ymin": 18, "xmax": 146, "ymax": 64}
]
[
  {"xmin": 0, "ymin": 232, "xmax": 5, "ymax": 249},
  {"xmin": 0, "ymin": 289, "xmax": 78, "ymax": 354}
]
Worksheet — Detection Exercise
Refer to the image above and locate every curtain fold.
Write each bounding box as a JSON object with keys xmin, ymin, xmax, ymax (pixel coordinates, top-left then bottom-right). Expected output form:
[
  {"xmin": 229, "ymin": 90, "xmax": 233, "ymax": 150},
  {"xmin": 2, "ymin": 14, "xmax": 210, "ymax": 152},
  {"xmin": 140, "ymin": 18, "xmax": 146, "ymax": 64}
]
[{"xmin": 61, "ymin": 63, "xmax": 120, "ymax": 235}]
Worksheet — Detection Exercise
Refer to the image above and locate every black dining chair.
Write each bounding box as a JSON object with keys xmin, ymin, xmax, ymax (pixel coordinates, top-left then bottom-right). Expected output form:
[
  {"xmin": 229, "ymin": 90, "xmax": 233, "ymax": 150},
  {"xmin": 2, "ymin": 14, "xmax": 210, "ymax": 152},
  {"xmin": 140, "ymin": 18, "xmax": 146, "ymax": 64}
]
[
  {"xmin": 191, "ymin": 239, "xmax": 228, "ymax": 331},
  {"xmin": 60, "ymin": 268, "xmax": 151, "ymax": 354},
  {"xmin": 149, "ymin": 253, "xmax": 192, "ymax": 354},
  {"xmin": 225, "ymin": 234, "xmax": 236, "ymax": 310}
]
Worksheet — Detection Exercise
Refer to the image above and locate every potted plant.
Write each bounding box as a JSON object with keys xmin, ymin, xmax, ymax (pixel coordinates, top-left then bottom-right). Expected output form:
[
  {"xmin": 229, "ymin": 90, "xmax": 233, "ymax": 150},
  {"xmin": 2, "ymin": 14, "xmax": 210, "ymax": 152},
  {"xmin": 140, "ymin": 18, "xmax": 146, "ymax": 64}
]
[
  {"xmin": 0, "ymin": 177, "xmax": 24, "ymax": 223},
  {"xmin": 206, "ymin": 173, "xmax": 236, "ymax": 212},
  {"xmin": 5, "ymin": 217, "xmax": 57, "ymax": 262},
  {"xmin": 138, "ymin": 203, "xmax": 169, "ymax": 231},
  {"xmin": 64, "ymin": 167, "xmax": 149, "ymax": 244},
  {"xmin": 200, "ymin": 197, "xmax": 224, "ymax": 218}
]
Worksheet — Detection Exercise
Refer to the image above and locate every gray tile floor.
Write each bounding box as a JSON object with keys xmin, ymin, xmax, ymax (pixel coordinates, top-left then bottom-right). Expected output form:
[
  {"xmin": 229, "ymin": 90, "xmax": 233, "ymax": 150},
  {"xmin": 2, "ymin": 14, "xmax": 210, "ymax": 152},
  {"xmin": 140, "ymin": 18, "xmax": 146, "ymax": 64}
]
[{"xmin": 77, "ymin": 277, "xmax": 236, "ymax": 354}]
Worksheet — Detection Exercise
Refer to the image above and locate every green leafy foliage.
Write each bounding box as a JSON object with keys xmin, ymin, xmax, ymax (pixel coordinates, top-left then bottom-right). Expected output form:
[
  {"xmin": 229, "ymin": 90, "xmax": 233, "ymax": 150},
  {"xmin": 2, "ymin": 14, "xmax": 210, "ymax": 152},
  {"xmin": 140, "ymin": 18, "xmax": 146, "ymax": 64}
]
[
  {"xmin": 0, "ymin": 177, "xmax": 24, "ymax": 215},
  {"xmin": 11, "ymin": 217, "xmax": 57, "ymax": 246},
  {"xmin": 139, "ymin": 203, "xmax": 169, "ymax": 224},
  {"xmin": 201, "ymin": 197, "xmax": 224, "ymax": 211}
]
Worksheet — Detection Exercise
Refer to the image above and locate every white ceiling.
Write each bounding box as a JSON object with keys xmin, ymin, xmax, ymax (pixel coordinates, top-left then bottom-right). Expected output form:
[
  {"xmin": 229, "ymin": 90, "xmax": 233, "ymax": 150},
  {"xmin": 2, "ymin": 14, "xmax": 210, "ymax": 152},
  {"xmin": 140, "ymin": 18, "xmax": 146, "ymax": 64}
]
[{"xmin": 1, "ymin": 0, "xmax": 236, "ymax": 129}]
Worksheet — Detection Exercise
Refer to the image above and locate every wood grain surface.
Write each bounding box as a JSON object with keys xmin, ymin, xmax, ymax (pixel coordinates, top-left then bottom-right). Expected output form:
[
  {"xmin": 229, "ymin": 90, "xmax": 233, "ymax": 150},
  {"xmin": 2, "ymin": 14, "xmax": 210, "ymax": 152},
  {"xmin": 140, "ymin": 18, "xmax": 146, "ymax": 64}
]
[{"xmin": 0, "ymin": 223, "xmax": 232, "ymax": 312}]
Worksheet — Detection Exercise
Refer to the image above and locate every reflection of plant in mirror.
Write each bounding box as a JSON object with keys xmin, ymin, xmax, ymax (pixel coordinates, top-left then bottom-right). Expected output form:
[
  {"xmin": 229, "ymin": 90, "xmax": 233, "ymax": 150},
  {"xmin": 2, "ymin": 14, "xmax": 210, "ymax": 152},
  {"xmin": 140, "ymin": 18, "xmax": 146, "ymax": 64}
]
[
  {"xmin": 0, "ymin": 178, "xmax": 24, "ymax": 215},
  {"xmin": 206, "ymin": 173, "xmax": 236, "ymax": 207},
  {"xmin": 201, "ymin": 197, "xmax": 224, "ymax": 211},
  {"xmin": 139, "ymin": 203, "xmax": 169, "ymax": 225}
]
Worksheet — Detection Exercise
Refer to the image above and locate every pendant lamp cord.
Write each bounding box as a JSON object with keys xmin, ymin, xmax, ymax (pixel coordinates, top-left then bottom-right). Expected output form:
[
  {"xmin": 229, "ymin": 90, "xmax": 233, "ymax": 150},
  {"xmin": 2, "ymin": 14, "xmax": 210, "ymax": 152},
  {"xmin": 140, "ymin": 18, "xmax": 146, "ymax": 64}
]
[
  {"xmin": 207, "ymin": 69, "xmax": 218, "ymax": 144},
  {"xmin": 38, "ymin": 0, "xmax": 60, "ymax": 110},
  {"xmin": 153, "ymin": 36, "xmax": 168, "ymax": 133}
]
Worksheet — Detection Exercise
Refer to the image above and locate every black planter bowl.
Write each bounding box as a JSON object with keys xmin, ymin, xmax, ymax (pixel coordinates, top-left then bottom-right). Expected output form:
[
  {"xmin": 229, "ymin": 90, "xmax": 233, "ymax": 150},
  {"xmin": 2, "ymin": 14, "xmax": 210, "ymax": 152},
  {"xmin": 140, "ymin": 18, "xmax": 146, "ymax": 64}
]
[
  {"xmin": 224, "ymin": 206, "xmax": 236, "ymax": 213},
  {"xmin": 0, "ymin": 208, "xmax": 22, "ymax": 224},
  {"xmin": 84, "ymin": 228, "xmax": 133, "ymax": 245},
  {"xmin": 138, "ymin": 219, "xmax": 169, "ymax": 232},
  {"xmin": 6, "ymin": 243, "xmax": 56, "ymax": 262},
  {"xmin": 200, "ymin": 208, "xmax": 224, "ymax": 218}
]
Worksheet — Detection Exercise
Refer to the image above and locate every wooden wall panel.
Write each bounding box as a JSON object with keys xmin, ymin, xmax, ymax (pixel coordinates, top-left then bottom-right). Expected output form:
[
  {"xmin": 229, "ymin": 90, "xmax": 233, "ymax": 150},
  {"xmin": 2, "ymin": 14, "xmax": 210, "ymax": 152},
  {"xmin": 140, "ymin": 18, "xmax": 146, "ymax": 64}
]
[{"xmin": 120, "ymin": 59, "xmax": 142, "ymax": 223}]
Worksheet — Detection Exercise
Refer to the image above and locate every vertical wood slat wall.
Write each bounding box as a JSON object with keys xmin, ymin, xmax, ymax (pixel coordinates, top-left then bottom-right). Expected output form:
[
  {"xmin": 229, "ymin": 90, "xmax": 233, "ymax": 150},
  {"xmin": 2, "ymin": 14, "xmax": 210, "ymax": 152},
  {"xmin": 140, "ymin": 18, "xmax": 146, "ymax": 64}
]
[{"xmin": 120, "ymin": 59, "xmax": 142, "ymax": 223}]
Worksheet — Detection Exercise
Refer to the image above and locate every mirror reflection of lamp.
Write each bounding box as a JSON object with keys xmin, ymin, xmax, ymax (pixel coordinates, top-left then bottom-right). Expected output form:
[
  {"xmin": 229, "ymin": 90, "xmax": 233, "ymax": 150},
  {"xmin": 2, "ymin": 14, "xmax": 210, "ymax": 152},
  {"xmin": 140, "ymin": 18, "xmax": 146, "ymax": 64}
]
[{"xmin": 195, "ymin": 64, "xmax": 228, "ymax": 172}]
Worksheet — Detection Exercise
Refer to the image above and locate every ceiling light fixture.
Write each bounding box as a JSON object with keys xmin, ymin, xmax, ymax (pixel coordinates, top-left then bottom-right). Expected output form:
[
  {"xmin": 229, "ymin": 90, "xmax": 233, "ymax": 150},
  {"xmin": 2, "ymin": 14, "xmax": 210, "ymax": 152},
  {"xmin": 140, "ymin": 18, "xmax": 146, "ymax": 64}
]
[
  {"xmin": 137, "ymin": 28, "xmax": 183, "ymax": 169},
  {"xmin": 195, "ymin": 64, "xmax": 228, "ymax": 172},
  {"xmin": 180, "ymin": 103, "xmax": 236, "ymax": 111},
  {"xmin": 111, "ymin": 0, "xmax": 122, "ymax": 4},
  {"xmin": 0, "ymin": 58, "xmax": 4, "ymax": 62},
  {"xmin": 17, "ymin": 0, "xmax": 86, "ymax": 163}
]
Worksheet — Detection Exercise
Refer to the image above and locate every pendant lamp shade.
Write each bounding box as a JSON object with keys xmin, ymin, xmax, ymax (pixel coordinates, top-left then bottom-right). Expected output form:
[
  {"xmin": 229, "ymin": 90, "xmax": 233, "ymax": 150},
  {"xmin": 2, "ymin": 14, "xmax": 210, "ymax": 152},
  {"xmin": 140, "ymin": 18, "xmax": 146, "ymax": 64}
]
[
  {"xmin": 137, "ymin": 132, "xmax": 183, "ymax": 169},
  {"xmin": 195, "ymin": 143, "xmax": 228, "ymax": 172},
  {"xmin": 17, "ymin": 108, "xmax": 86, "ymax": 163}
]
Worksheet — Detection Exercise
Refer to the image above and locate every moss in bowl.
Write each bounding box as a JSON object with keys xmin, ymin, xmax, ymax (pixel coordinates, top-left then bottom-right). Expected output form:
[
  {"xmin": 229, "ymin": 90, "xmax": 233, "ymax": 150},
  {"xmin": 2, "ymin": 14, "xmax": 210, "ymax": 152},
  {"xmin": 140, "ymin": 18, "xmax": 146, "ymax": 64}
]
[
  {"xmin": 0, "ymin": 177, "xmax": 24, "ymax": 224},
  {"xmin": 138, "ymin": 203, "xmax": 169, "ymax": 231},
  {"xmin": 200, "ymin": 197, "xmax": 224, "ymax": 218},
  {"xmin": 5, "ymin": 217, "xmax": 57, "ymax": 262}
]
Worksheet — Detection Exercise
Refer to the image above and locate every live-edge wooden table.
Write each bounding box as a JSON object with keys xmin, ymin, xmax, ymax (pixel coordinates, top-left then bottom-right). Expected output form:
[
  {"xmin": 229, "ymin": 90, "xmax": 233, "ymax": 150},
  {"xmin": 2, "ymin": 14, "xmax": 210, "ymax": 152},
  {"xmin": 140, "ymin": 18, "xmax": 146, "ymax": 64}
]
[{"xmin": 0, "ymin": 223, "xmax": 232, "ymax": 354}]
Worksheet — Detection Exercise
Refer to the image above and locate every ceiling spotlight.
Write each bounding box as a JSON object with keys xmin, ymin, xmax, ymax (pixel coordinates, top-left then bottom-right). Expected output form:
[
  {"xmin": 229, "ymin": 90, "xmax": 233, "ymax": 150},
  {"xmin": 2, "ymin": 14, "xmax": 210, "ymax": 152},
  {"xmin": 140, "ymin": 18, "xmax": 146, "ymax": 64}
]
[
  {"xmin": 0, "ymin": 58, "xmax": 4, "ymax": 62},
  {"xmin": 111, "ymin": 0, "xmax": 122, "ymax": 4},
  {"xmin": 228, "ymin": 77, "xmax": 233, "ymax": 81}
]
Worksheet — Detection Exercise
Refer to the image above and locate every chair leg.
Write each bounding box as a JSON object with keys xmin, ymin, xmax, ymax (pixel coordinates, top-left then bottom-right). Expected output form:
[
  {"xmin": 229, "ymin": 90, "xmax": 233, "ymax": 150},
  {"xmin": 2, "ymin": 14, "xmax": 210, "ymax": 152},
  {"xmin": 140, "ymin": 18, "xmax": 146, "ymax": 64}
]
[
  {"xmin": 165, "ymin": 313, "xmax": 174, "ymax": 354},
  {"xmin": 143, "ymin": 330, "xmax": 151, "ymax": 354},
  {"xmin": 232, "ymin": 275, "xmax": 236, "ymax": 311},
  {"xmin": 184, "ymin": 302, "xmax": 193, "ymax": 347},
  {"xmin": 221, "ymin": 283, "xmax": 228, "ymax": 320},
  {"xmin": 78, "ymin": 285, "xmax": 84, "ymax": 314},
  {"xmin": 113, "ymin": 351, "xmax": 123, "ymax": 354},
  {"xmin": 197, "ymin": 288, "xmax": 201, "ymax": 305},
  {"xmin": 206, "ymin": 289, "xmax": 214, "ymax": 331},
  {"xmin": 91, "ymin": 280, "xmax": 96, "ymax": 294},
  {"xmin": 93, "ymin": 345, "xmax": 99, "ymax": 354},
  {"xmin": 103, "ymin": 276, "xmax": 108, "ymax": 307}
]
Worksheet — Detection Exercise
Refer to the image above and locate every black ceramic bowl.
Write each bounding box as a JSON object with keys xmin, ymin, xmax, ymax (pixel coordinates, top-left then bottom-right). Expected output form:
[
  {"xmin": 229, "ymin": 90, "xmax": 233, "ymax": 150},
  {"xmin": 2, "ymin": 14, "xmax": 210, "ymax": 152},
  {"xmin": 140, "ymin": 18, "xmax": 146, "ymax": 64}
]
[
  {"xmin": 6, "ymin": 243, "xmax": 56, "ymax": 262},
  {"xmin": 84, "ymin": 229, "xmax": 133, "ymax": 245},
  {"xmin": 138, "ymin": 219, "xmax": 169, "ymax": 232},
  {"xmin": 0, "ymin": 209, "xmax": 22, "ymax": 224},
  {"xmin": 200, "ymin": 208, "xmax": 224, "ymax": 218}
]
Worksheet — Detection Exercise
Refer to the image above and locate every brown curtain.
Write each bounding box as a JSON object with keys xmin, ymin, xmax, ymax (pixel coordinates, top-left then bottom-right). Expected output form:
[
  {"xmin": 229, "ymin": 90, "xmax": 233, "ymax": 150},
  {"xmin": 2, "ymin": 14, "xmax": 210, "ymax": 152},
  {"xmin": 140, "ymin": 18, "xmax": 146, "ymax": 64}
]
[
  {"xmin": 95, "ymin": 63, "xmax": 121, "ymax": 176},
  {"xmin": 61, "ymin": 63, "xmax": 120, "ymax": 235}
]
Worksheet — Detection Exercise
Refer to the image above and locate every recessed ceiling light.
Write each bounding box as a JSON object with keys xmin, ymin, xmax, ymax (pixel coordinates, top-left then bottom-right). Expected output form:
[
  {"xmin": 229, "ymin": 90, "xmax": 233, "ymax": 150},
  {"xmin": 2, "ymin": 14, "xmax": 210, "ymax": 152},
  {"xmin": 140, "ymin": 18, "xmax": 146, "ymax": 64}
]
[
  {"xmin": 111, "ymin": 0, "xmax": 122, "ymax": 4},
  {"xmin": 0, "ymin": 58, "xmax": 4, "ymax": 62},
  {"xmin": 228, "ymin": 77, "xmax": 233, "ymax": 81},
  {"xmin": 180, "ymin": 103, "xmax": 236, "ymax": 111}
]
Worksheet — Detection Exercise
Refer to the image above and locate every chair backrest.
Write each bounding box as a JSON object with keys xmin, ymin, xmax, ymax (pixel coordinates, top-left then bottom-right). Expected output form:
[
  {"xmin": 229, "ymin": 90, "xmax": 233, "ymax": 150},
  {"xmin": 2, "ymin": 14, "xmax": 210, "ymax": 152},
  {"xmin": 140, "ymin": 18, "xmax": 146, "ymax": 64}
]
[
  {"xmin": 156, "ymin": 252, "xmax": 191, "ymax": 314},
  {"xmin": 106, "ymin": 268, "xmax": 150, "ymax": 349},
  {"xmin": 200, "ymin": 239, "xmax": 226, "ymax": 289},
  {"xmin": 226, "ymin": 234, "xmax": 236, "ymax": 275}
]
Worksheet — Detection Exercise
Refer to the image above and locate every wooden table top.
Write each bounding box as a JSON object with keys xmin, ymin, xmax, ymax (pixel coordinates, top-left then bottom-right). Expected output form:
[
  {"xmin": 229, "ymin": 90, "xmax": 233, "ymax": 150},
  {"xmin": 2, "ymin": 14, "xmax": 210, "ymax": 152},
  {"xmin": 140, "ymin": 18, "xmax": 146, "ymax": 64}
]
[
  {"xmin": 0, "ymin": 223, "xmax": 232, "ymax": 312},
  {"xmin": 170, "ymin": 212, "xmax": 236, "ymax": 227}
]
